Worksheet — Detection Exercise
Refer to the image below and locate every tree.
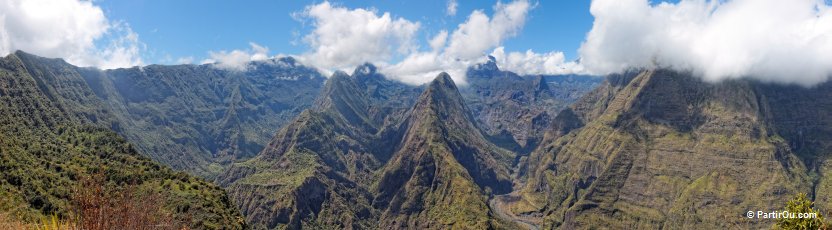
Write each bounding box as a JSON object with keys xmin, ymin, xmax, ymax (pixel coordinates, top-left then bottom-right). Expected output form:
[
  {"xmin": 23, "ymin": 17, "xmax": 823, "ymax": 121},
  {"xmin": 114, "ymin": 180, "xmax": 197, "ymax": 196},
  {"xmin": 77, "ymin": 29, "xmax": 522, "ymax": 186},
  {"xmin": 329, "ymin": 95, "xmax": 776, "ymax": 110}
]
[{"xmin": 777, "ymin": 193, "xmax": 828, "ymax": 230}]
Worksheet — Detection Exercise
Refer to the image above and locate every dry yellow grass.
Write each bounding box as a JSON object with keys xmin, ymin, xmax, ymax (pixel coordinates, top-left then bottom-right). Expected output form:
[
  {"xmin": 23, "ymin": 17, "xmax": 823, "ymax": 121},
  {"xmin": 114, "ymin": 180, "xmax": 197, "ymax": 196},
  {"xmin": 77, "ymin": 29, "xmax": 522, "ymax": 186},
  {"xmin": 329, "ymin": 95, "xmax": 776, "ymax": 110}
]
[{"xmin": 0, "ymin": 213, "xmax": 75, "ymax": 230}]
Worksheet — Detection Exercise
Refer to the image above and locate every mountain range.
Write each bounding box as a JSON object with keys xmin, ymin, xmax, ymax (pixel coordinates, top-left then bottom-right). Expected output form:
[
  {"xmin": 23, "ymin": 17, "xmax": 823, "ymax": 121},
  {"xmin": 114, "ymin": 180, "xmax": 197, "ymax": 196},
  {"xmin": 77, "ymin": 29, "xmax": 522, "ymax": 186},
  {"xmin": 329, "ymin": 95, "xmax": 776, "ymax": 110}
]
[
  {"xmin": 11, "ymin": 46, "xmax": 832, "ymax": 229},
  {"xmin": 0, "ymin": 51, "xmax": 601, "ymax": 229},
  {"xmin": 217, "ymin": 60, "xmax": 597, "ymax": 228},
  {"xmin": 12, "ymin": 48, "xmax": 829, "ymax": 229}
]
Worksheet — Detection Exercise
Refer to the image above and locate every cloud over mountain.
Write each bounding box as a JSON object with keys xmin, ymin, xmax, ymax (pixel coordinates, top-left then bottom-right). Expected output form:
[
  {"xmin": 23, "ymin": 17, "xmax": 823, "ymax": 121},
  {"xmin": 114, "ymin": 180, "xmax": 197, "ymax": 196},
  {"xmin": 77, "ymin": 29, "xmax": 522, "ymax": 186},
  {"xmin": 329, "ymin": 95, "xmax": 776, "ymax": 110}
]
[
  {"xmin": 291, "ymin": 0, "xmax": 583, "ymax": 85},
  {"xmin": 295, "ymin": 1, "xmax": 420, "ymax": 72},
  {"xmin": 580, "ymin": 0, "xmax": 832, "ymax": 86},
  {"xmin": 383, "ymin": 0, "xmax": 539, "ymax": 85},
  {"xmin": 0, "ymin": 0, "xmax": 143, "ymax": 69},
  {"xmin": 203, "ymin": 42, "xmax": 270, "ymax": 71},
  {"xmin": 490, "ymin": 47, "xmax": 584, "ymax": 76}
]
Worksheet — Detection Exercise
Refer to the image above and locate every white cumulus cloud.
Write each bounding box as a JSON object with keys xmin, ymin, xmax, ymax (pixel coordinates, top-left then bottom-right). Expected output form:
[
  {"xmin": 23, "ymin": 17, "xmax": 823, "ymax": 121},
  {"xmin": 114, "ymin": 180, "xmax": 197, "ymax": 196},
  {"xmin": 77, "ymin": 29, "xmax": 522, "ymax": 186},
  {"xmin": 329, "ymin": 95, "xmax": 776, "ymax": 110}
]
[
  {"xmin": 0, "ymin": 0, "xmax": 144, "ymax": 69},
  {"xmin": 580, "ymin": 0, "xmax": 832, "ymax": 86},
  {"xmin": 383, "ymin": 0, "xmax": 537, "ymax": 85},
  {"xmin": 294, "ymin": 0, "xmax": 581, "ymax": 85},
  {"xmin": 429, "ymin": 30, "xmax": 448, "ymax": 51},
  {"xmin": 490, "ymin": 47, "xmax": 584, "ymax": 75},
  {"xmin": 203, "ymin": 42, "xmax": 270, "ymax": 71},
  {"xmin": 296, "ymin": 1, "xmax": 420, "ymax": 73},
  {"xmin": 444, "ymin": 0, "xmax": 530, "ymax": 60}
]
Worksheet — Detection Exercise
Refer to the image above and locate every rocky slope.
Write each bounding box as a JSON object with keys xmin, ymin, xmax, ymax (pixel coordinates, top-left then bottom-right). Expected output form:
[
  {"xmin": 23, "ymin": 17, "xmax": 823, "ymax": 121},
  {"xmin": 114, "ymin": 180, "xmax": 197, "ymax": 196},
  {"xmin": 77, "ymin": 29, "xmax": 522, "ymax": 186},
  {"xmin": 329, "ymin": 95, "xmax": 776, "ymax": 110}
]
[
  {"xmin": 373, "ymin": 73, "xmax": 514, "ymax": 229},
  {"xmin": 0, "ymin": 51, "xmax": 245, "ymax": 228},
  {"xmin": 510, "ymin": 69, "xmax": 818, "ymax": 229},
  {"xmin": 80, "ymin": 56, "xmax": 325, "ymax": 177},
  {"xmin": 219, "ymin": 71, "xmax": 527, "ymax": 229},
  {"xmin": 217, "ymin": 65, "xmax": 422, "ymax": 229},
  {"xmin": 462, "ymin": 56, "xmax": 600, "ymax": 153}
]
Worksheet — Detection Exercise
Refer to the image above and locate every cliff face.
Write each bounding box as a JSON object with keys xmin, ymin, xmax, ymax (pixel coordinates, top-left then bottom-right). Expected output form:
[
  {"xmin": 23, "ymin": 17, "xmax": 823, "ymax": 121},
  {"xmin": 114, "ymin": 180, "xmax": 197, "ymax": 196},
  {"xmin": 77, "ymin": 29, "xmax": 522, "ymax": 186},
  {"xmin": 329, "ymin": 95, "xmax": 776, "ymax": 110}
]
[
  {"xmin": 219, "ymin": 71, "xmax": 523, "ymax": 229},
  {"xmin": 461, "ymin": 57, "xmax": 600, "ymax": 153},
  {"xmin": 79, "ymin": 58, "xmax": 325, "ymax": 177},
  {"xmin": 515, "ymin": 69, "xmax": 816, "ymax": 229},
  {"xmin": 756, "ymin": 81, "xmax": 832, "ymax": 215},
  {"xmin": 217, "ymin": 66, "xmax": 422, "ymax": 229},
  {"xmin": 0, "ymin": 51, "xmax": 245, "ymax": 228}
]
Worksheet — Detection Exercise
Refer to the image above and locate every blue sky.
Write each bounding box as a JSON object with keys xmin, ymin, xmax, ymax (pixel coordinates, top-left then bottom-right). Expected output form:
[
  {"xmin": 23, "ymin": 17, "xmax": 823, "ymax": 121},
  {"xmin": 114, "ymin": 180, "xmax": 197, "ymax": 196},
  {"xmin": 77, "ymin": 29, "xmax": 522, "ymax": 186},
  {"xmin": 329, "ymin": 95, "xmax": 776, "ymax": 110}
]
[
  {"xmin": 95, "ymin": 0, "xmax": 593, "ymax": 65},
  {"xmin": 5, "ymin": 0, "xmax": 831, "ymax": 86}
]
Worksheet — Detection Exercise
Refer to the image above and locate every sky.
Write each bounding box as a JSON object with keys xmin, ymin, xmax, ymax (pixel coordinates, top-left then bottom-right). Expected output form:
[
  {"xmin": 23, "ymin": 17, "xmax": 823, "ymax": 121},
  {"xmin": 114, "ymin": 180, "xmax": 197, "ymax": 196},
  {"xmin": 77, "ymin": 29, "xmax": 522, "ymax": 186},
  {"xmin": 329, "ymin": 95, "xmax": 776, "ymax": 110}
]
[
  {"xmin": 3, "ymin": 0, "xmax": 832, "ymax": 86},
  {"xmin": 93, "ymin": 1, "xmax": 593, "ymax": 65}
]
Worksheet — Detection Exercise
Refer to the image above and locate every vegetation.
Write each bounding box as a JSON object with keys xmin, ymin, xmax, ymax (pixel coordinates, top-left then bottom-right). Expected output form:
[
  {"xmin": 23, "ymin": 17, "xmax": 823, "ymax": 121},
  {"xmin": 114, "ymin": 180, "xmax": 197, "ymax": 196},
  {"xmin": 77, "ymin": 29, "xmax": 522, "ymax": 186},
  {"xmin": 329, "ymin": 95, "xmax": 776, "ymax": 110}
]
[
  {"xmin": 220, "ymin": 71, "xmax": 521, "ymax": 229},
  {"xmin": 3, "ymin": 50, "xmax": 326, "ymax": 177},
  {"xmin": 508, "ymin": 69, "xmax": 832, "ymax": 229},
  {"xmin": 0, "ymin": 51, "xmax": 244, "ymax": 229},
  {"xmin": 778, "ymin": 193, "xmax": 828, "ymax": 230}
]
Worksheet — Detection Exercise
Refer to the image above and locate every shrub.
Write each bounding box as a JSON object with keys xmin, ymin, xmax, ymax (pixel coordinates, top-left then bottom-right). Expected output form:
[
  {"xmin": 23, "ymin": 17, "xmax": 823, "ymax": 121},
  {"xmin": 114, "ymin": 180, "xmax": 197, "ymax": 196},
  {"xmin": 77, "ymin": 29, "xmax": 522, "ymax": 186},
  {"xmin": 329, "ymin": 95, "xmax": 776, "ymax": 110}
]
[{"xmin": 777, "ymin": 193, "xmax": 828, "ymax": 230}]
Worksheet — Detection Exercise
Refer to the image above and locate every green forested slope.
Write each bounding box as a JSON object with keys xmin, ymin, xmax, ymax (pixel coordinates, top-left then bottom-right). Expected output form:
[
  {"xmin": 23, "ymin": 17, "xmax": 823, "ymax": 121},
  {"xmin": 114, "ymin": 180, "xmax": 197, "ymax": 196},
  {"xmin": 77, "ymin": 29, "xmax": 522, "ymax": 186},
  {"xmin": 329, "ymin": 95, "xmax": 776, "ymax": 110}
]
[{"xmin": 0, "ymin": 51, "xmax": 244, "ymax": 228}]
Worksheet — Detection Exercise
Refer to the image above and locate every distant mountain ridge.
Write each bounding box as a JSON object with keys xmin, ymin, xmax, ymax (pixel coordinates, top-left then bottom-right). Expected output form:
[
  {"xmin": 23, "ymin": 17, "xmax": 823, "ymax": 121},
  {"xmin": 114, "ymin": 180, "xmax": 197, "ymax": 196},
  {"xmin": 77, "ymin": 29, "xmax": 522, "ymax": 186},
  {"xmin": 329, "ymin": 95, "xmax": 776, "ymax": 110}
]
[
  {"xmin": 463, "ymin": 56, "xmax": 600, "ymax": 154},
  {"xmin": 79, "ymin": 55, "xmax": 325, "ymax": 177}
]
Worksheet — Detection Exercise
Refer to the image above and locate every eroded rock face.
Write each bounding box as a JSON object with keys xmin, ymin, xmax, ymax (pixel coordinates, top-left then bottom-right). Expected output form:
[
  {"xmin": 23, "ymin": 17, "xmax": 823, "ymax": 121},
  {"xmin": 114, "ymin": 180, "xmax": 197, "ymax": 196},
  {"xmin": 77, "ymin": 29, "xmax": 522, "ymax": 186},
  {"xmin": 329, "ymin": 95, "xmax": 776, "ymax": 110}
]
[
  {"xmin": 218, "ymin": 67, "xmax": 419, "ymax": 229},
  {"xmin": 517, "ymin": 69, "xmax": 821, "ymax": 229},
  {"xmin": 80, "ymin": 55, "xmax": 325, "ymax": 177},
  {"xmin": 220, "ymin": 71, "xmax": 523, "ymax": 229},
  {"xmin": 461, "ymin": 57, "xmax": 600, "ymax": 153}
]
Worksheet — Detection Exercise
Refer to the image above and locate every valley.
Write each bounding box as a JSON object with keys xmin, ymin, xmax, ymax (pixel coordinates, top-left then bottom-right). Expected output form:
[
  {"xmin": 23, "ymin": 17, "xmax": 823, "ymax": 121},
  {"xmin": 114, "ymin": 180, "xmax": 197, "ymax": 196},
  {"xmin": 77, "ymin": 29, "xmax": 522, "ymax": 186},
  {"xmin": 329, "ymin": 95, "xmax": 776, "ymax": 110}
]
[
  {"xmin": 0, "ymin": 51, "xmax": 600, "ymax": 229},
  {"xmin": 4, "ymin": 0, "xmax": 831, "ymax": 229}
]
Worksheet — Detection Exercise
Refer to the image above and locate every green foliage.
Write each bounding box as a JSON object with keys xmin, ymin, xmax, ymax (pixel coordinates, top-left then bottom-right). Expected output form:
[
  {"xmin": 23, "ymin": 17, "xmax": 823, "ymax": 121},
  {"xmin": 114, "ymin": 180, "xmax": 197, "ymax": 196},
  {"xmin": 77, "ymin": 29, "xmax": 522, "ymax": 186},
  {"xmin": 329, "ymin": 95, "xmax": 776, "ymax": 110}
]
[
  {"xmin": 0, "ymin": 51, "xmax": 244, "ymax": 229},
  {"xmin": 778, "ymin": 193, "xmax": 828, "ymax": 230}
]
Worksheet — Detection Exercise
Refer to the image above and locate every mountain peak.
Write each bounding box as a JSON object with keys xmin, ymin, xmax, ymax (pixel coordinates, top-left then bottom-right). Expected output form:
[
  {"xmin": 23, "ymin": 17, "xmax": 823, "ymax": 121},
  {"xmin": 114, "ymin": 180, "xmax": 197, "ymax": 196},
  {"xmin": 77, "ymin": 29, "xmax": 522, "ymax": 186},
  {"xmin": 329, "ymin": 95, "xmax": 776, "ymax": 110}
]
[
  {"xmin": 468, "ymin": 56, "xmax": 500, "ymax": 74},
  {"xmin": 9, "ymin": 50, "xmax": 71, "ymax": 66},
  {"xmin": 430, "ymin": 72, "xmax": 456, "ymax": 89},
  {"xmin": 374, "ymin": 71, "xmax": 513, "ymax": 229},
  {"xmin": 417, "ymin": 72, "xmax": 465, "ymax": 115},
  {"xmin": 330, "ymin": 70, "xmax": 350, "ymax": 78},
  {"xmin": 352, "ymin": 63, "xmax": 377, "ymax": 76}
]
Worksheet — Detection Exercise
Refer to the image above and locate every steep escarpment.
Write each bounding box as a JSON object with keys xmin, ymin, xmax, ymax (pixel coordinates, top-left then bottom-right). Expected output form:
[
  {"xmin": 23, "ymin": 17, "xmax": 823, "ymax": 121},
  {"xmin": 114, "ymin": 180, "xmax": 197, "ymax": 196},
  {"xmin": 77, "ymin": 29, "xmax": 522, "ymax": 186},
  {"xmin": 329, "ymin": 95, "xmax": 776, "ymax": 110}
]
[
  {"xmin": 218, "ymin": 66, "xmax": 421, "ymax": 229},
  {"xmin": 755, "ymin": 81, "xmax": 832, "ymax": 214},
  {"xmin": 0, "ymin": 51, "xmax": 245, "ymax": 228},
  {"xmin": 513, "ymin": 69, "xmax": 811, "ymax": 229},
  {"xmin": 80, "ymin": 57, "xmax": 324, "ymax": 177},
  {"xmin": 220, "ymin": 71, "xmax": 523, "ymax": 229},
  {"xmin": 5, "ymin": 50, "xmax": 325, "ymax": 178},
  {"xmin": 373, "ymin": 73, "xmax": 514, "ymax": 229},
  {"xmin": 461, "ymin": 56, "xmax": 600, "ymax": 153}
]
